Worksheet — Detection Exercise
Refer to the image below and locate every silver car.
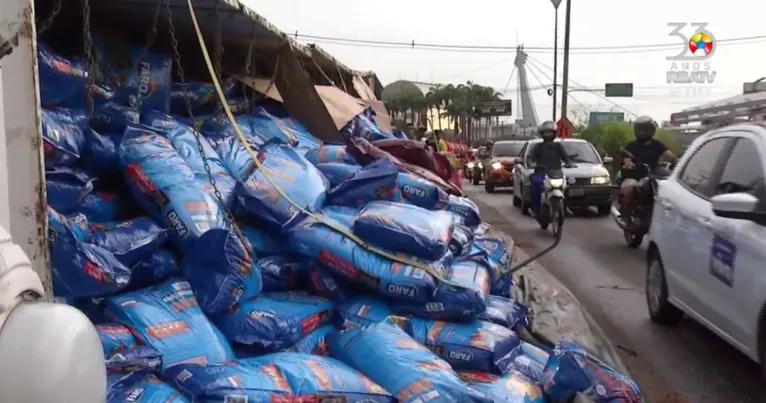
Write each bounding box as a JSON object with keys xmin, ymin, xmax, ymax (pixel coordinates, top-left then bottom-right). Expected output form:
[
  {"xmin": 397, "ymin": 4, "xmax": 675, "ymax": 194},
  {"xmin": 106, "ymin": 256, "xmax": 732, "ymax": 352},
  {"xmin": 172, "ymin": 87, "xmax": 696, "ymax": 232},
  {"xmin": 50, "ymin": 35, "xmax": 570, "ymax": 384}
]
[{"xmin": 512, "ymin": 138, "xmax": 615, "ymax": 215}]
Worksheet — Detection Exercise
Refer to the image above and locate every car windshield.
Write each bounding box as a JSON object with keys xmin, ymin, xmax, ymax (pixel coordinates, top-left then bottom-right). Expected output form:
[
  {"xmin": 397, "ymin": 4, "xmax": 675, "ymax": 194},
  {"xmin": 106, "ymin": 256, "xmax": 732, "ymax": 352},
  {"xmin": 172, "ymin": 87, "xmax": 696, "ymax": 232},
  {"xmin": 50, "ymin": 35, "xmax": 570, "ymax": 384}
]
[
  {"xmin": 561, "ymin": 142, "xmax": 601, "ymax": 164},
  {"xmin": 492, "ymin": 143, "xmax": 524, "ymax": 157}
]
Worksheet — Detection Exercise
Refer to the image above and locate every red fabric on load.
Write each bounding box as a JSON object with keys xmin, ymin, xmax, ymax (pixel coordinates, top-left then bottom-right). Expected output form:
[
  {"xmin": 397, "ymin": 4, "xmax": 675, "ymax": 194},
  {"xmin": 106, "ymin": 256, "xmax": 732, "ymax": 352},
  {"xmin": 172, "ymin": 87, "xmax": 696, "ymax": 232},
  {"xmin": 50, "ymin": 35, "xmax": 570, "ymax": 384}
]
[
  {"xmin": 371, "ymin": 139, "xmax": 439, "ymax": 174},
  {"xmin": 346, "ymin": 138, "xmax": 463, "ymax": 196}
]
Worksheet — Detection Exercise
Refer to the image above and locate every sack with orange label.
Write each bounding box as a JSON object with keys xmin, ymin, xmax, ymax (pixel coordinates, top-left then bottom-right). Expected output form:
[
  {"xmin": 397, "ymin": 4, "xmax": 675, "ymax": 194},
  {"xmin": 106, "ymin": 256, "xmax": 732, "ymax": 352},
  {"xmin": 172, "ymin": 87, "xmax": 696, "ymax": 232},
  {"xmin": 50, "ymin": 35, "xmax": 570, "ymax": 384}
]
[{"xmin": 105, "ymin": 279, "xmax": 235, "ymax": 370}]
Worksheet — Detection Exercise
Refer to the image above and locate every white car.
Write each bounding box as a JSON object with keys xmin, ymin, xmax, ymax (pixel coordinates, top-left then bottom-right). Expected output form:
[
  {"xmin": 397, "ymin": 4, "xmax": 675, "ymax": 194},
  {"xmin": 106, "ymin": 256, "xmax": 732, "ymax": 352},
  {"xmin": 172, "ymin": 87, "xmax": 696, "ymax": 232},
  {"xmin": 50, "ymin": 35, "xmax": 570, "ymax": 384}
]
[{"xmin": 646, "ymin": 121, "xmax": 766, "ymax": 373}]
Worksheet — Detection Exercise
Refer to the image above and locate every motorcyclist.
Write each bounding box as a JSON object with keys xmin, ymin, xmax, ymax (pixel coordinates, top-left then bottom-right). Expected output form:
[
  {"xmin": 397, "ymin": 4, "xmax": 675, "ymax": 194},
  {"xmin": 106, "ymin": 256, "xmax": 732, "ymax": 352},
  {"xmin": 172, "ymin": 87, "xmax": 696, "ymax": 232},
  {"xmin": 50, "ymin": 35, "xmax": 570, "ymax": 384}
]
[
  {"xmin": 619, "ymin": 116, "xmax": 678, "ymax": 225},
  {"xmin": 529, "ymin": 121, "xmax": 572, "ymax": 214}
]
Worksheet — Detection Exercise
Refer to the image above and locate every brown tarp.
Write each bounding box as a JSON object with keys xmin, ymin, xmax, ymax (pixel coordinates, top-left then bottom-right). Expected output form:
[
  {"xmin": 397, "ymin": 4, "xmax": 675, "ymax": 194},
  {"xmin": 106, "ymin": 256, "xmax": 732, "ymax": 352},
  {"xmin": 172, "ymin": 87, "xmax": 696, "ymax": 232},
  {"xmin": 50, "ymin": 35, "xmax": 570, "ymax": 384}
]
[
  {"xmin": 352, "ymin": 75, "xmax": 377, "ymax": 101},
  {"xmin": 237, "ymin": 74, "xmax": 393, "ymax": 136}
]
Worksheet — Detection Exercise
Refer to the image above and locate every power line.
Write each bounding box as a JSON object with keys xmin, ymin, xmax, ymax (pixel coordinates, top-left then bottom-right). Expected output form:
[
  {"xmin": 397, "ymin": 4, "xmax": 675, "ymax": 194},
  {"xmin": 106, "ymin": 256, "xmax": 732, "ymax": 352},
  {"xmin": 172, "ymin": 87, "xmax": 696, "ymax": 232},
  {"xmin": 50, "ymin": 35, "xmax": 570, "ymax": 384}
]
[
  {"xmin": 296, "ymin": 32, "xmax": 766, "ymax": 54},
  {"xmin": 526, "ymin": 56, "xmax": 638, "ymax": 116},
  {"xmin": 524, "ymin": 61, "xmax": 591, "ymax": 117},
  {"xmin": 501, "ymin": 66, "xmax": 517, "ymax": 97}
]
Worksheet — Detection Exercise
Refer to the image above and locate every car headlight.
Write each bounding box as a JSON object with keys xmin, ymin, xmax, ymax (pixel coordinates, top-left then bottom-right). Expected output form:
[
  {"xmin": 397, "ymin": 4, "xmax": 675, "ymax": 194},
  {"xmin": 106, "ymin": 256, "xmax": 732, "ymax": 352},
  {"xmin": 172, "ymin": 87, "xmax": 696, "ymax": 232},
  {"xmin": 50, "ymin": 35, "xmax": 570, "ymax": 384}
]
[
  {"xmin": 477, "ymin": 162, "xmax": 483, "ymax": 168},
  {"xmin": 491, "ymin": 162, "xmax": 502, "ymax": 170},
  {"xmin": 548, "ymin": 178, "xmax": 564, "ymax": 188},
  {"xmin": 467, "ymin": 162, "xmax": 475, "ymax": 169},
  {"xmin": 590, "ymin": 176, "xmax": 610, "ymax": 185}
]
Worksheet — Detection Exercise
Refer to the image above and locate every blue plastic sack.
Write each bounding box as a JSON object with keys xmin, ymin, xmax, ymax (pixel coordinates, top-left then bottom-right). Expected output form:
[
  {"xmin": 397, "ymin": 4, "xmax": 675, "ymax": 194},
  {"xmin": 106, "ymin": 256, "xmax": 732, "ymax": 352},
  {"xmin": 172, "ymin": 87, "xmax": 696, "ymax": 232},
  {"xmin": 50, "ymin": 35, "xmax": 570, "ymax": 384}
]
[
  {"xmin": 464, "ymin": 236, "xmax": 513, "ymax": 297},
  {"xmin": 211, "ymin": 136, "xmax": 259, "ymax": 181},
  {"xmin": 49, "ymin": 207, "xmax": 132, "ymax": 298},
  {"xmin": 304, "ymin": 262, "xmax": 348, "ymax": 303},
  {"xmin": 541, "ymin": 340, "xmax": 642, "ymax": 402},
  {"xmin": 45, "ymin": 167, "xmax": 95, "ymax": 213},
  {"xmin": 328, "ymin": 321, "xmax": 491, "ymax": 402},
  {"xmin": 106, "ymin": 346, "xmax": 163, "ymax": 376},
  {"xmin": 317, "ymin": 205, "xmax": 358, "ymax": 226},
  {"xmin": 287, "ymin": 215, "xmax": 442, "ymax": 304},
  {"xmin": 74, "ymin": 191, "xmax": 126, "ymax": 222},
  {"xmin": 289, "ymin": 325, "xmax": 333, "ymax": 355},
  {"xmin": 305, "ymin": 144, "xmax": 358, "ymax": 165},
  {"xmin": 340, "ymin": 110, "xmax": 392, "ymax": 142},
  {"xmin": 398, "ymin": 172, "xmax": 449, "ymax": 210},
  {"xmin": 250, "ymin": 106, "xmax": 322, "ymax": 151},
  {"xmin": 450, "ymin": 224, "xmax": 473, "ymax": 256},
  {"xmin": 495, "ymin": 342, "xmax": 549, "ymax": 382},
  {"xmin": 120, "ymin": 125, "xmax": 226, "ymax": 248},
  {"xmin": 181, "ymin": 228, "xmax": 261, "ymax": 317},
  {"xmin": 91, "ymin": 102, "xmax": 141, "ymax": 134},
  {"xmin": 41, "ymin": 108, "xmax": 87, "ymax": 167},
  {"xmin": 38, "ymin": 44, "xmax": 88, "ymax": 106},
  {"xmin": 405, "ymin": 318, "xmax": 520, "ymax": 373},
  {"xmin": 83, "ymin": 129, "xmax": 122, "ymax": 175},
  {"xmin": 97, "ymin": 323, "xmax": 138, "ymax": 355},
  {"xmin": 315, "ymin": 162, "xmax": 360, "ymax": 187},
  {"xmin": 108, "ymin": 372, "xmax": 188, "ymax": 402},
  {"xmin": 105, "ymin": 279, "xmax": 235, "ymax": 370},
  {"xmin": 257, "ymin": 255, "xmax": 301, "ymax": 292},
  {"xmin": 165, "ymin": 124, "xmax": 237, "ymax": 205},
  {"xmin": 353, "ymin": 201, "xmax": 453, "ymax": 260},
  {"xmin": 88, "ymin": 217, "xmax": 169, "ymax": 266},
  {"xmin": 216, "ymin": 292, "xmax": 332, "ymax": 352},
  {"xmin": 446, "ymin": 195, "xmax": 482, "ymax": 228},
  {"xmin": 458, "ymin": 370, "xmax": 545, "ymax": 403},
  {"xmin": 130, "ymin": 249, "xmax": 179, "ymax": 288},
  {"xmin": 163, "ymin": 353, "xmax": 393, "ymax": 402},
  {"xmin": 326, "ymin": 157, "xmax": 403, "ymax": 208},
  {"xmin": 337, "ymin": 296, "xmax": 393, "ymax": 329},
  {"xmin": 478, "ymin": 296, "xmax": 530, "ymax": 330},
  {"xmin": 236, "ymin": 140, "xmax": 328, "ymax": 229},
  {"xmin": 393, "ymin": 259, "xmax": 490, "ymax": 321},
  {"xmin": 95, "ymin": 37, "xmax": 172, "ymax": 113},
  {"xmin": 170, "ymin": 78, "xmax": 236, "ymax": 116},
  {"xmin": 241, "ymin": 224, "xmax": 286, "ymax": 256},
  {"xmin": 48, "ymin": 206, "xmax": 89, "ymax": 241}
]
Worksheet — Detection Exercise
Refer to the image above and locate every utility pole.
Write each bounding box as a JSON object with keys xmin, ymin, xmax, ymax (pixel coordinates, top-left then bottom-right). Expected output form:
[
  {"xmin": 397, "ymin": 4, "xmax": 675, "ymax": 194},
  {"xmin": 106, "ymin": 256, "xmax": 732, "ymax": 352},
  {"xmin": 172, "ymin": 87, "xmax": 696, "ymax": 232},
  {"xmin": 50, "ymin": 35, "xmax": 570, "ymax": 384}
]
[
  {"xmin": 551, "ymin": 0, "xmax": 561, "ymax": 121},
  {"xmin": 560, "ymin": 0, "xmax": 572, "ymax": 121}
]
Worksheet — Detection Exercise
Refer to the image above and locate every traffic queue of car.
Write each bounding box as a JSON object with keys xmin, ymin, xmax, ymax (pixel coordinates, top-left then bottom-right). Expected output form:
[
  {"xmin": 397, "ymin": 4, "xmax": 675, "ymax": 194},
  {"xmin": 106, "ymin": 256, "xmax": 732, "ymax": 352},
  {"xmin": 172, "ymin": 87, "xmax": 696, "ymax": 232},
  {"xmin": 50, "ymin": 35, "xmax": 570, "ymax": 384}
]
[
  {"xmin": 463, "ymin": 98, "xmax": 766, "ymax": 377},
  {"xmin": 467, "ymin": 138, "xmax": 616, "ymax": 215}
]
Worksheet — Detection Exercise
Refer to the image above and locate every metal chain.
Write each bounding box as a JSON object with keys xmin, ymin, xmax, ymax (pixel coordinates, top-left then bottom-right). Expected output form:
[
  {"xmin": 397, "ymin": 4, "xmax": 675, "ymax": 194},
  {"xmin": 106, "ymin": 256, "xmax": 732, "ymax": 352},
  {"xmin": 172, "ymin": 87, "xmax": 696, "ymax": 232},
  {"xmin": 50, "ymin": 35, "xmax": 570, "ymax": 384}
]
[
  {"xmin": 165, "ymin": 0, "xmax": 252, "ymax": 265},
  {"xmin": 82, "ymin": 0, "xmax": 96, "ymax": 115},
  {"xmin": 131, "ymin": 0, "xmax": 162, "ymax": 113},
  {"xmin": 37, "ymin": 0, "xmax": 63, "ymax": 35}
]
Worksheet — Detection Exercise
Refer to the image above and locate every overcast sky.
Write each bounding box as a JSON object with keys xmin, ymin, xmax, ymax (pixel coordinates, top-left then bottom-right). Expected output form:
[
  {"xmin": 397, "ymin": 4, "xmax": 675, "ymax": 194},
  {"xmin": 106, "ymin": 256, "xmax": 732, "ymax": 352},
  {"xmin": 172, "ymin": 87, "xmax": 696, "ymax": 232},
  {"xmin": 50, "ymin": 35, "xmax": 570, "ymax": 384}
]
[{"xmin": 249, "ymin": 0, "xmax": 763, "ymax": 122}]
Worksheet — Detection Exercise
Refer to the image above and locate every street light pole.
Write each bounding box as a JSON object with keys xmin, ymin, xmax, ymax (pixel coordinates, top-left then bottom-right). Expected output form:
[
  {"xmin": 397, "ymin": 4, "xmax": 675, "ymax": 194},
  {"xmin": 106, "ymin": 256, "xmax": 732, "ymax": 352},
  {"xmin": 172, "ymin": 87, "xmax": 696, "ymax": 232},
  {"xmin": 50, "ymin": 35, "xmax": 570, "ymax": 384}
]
[
  {"xmin": 552, "ymin": 5, "xmax": 559, "ymax": 121},
  {"xmin": 560, "ymin": 0, "xmax": 572, "ymax": 121}
]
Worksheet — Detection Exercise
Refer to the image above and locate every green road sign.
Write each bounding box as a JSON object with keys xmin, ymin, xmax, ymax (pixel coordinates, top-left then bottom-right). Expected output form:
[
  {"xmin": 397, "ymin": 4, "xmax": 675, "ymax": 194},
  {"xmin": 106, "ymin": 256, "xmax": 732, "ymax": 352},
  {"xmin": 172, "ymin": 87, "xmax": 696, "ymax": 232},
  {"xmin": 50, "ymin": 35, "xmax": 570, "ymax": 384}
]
[
  {"xmin": 477, "ymin": 100, "xmax": 512, "ymax": 116},
  {"xmin": 604, "ymin": 83, "xmax": 633, "ymax": 97},
  {"xmin": 589, "ymin": 111, "xmax": 625, "ymax": 125}
]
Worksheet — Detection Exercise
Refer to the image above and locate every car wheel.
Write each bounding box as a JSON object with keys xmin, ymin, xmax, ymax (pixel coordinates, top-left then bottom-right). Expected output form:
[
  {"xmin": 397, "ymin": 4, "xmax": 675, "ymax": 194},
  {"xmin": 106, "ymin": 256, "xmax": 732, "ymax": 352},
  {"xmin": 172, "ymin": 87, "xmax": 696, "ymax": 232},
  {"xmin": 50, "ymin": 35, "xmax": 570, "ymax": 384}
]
[
  {"xmin": 646, "ymin": 252, "xmax": 684, "ymax": 326},
  {"xmin": 597, "ymin": 205, "xmax": 611, "ymax": 216},
  {"xmin": 485, "ymin": 182, "xmax": 495, "ymax": 193}
]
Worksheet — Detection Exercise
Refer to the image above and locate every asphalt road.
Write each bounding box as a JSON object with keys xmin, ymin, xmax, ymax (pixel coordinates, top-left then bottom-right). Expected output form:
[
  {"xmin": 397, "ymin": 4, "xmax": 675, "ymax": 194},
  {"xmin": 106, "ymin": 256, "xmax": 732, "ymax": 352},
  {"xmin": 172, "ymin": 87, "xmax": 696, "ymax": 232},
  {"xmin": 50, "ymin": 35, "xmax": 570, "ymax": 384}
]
[{"xmin": 463, "ymin": 181, "xmax": 764, "ymax": 403}]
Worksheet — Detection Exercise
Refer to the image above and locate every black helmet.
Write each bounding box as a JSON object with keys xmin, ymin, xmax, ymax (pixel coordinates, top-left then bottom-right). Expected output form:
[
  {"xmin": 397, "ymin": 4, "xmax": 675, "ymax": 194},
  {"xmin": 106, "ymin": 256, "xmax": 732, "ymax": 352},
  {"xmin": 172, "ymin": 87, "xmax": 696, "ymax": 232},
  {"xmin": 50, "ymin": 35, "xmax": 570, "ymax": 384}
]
[
  {"xmin": 485, "ymin": 140, "xmax": 494, "ymax": 147},
  {"xmin": 634, "ymin": 116, "xmax": 656, "ymax": 141},
  {"xmin": 537, "ymin": 121, "xmax": 556, "ymax": 141}
]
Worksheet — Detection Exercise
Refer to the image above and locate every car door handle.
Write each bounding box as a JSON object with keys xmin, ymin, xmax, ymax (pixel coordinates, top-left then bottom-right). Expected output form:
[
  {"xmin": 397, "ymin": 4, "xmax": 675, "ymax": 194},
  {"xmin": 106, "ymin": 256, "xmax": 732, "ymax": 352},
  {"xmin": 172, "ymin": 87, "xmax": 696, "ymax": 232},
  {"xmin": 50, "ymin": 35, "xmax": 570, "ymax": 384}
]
[{"xmin": 659, "ymin": 199, "xmax": 673, "ymax": 210}]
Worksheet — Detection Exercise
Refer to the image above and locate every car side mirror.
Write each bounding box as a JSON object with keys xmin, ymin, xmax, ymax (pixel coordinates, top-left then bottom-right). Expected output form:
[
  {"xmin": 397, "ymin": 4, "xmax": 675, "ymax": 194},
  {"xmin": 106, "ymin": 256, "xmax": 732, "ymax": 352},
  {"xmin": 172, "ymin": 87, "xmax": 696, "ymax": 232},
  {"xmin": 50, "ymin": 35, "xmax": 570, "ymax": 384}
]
[
  {"xmin": 603, "ymin": 156, "xmax": 613, "ymax": 164},
  {"xmin": 513, "ymin": 157, "xmax": 523, "ymax": 165},
  {"xmin": 711, "ymin": 192, "xmax": 764, "ymax": 222}
]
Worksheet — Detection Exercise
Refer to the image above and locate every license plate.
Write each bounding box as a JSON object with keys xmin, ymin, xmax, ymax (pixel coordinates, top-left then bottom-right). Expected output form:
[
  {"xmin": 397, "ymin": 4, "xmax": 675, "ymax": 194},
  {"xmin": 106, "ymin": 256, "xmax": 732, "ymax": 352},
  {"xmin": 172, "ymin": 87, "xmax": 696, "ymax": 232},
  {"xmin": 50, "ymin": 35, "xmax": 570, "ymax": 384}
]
[{"xmin": 569, "ymin": 188, "xmax": 584, "ymax": 196}]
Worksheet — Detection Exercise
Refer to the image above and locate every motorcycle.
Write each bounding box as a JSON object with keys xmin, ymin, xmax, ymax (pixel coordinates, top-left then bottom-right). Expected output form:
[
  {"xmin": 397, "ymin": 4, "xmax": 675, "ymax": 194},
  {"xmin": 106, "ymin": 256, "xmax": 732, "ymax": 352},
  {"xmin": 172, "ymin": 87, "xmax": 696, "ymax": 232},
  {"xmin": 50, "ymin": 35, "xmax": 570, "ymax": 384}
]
[
  {"xmin": 610, "ymin": 150, "xmax": 672, "ymax": 248},
  {"xmin": 533, "ymin": 168, "xmax": 569, "ymax": 238}
]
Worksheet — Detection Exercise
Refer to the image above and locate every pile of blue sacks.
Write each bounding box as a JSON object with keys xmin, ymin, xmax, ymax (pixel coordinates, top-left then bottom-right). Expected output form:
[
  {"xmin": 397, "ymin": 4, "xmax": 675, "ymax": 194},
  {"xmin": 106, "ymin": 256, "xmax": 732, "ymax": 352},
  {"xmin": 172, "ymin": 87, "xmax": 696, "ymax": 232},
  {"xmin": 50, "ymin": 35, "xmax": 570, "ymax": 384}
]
[{"xmin": 40, "ymin": 38, "xmax": 642, "ymax": 403}]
